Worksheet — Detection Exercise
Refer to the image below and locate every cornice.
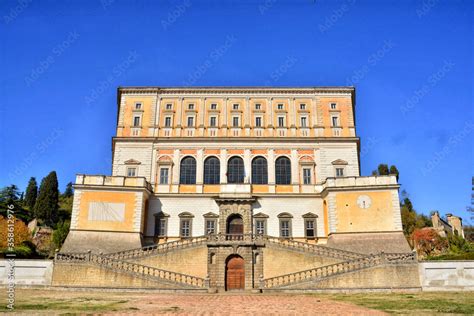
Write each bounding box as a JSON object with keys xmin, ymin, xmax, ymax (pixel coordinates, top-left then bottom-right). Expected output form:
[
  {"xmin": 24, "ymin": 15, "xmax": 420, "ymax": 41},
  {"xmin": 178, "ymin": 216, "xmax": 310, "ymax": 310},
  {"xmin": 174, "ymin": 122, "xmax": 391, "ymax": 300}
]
[
  {"xmin": 112, "ymin": 136, "xmax": 360, "ymax": 144},
  {"xmin": 117, "ymin": 86, "xmax": 355, "ymax": 96}
]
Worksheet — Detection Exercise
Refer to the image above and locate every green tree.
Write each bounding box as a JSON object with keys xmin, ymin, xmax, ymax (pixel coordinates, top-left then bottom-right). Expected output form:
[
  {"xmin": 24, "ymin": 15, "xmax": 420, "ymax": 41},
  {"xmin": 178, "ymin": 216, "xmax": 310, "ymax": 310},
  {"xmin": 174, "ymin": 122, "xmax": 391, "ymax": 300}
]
[
  {"xmin": 64, "ymin": 182, "xmax": 73, "ymax": 198},
  {"xmin": 34, "ymin": 171, "xmax": 59, "ymax": 226},
  {"xmin": 0, "ymin": 185, "xmax": 30, "ymax": 222},
  {"xmin": 52, "ymin": 220, "xmax": 70, "ymax": 249},
  {"xmin": 377, "ymin": 164, "xmax": 389, "ymax": 175},
  {"xmin": 389, "ymin": 165, "xmax": 399, "ymax": 181},
  {"xmin": 24, "ymin": 177, "xmax": 38, "ymax": 210}
]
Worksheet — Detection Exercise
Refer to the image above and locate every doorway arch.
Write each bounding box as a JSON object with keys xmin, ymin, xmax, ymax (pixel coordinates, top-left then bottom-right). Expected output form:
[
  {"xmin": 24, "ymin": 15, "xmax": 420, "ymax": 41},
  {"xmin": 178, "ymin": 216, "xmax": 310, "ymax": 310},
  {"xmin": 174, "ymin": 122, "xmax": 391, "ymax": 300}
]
[{"xmin": 225, "ymin": 255, "xmax": 245, "ymax": 291}]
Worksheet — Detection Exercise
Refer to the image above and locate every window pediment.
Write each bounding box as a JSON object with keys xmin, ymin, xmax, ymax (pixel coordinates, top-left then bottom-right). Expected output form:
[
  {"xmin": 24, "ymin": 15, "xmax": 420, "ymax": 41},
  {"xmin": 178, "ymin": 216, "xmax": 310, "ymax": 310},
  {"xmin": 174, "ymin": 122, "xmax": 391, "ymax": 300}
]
[
  {"xmin": 277, "ymin": 212, "xmax": 293, "ymax": 218},
  {"xmin": 331, "ymin": 159, "xmax": 348, "ymax": 165},
  {"xmin": 203, "ymin": 212, "xmax": 219, "ymax": 218},
  {"xmin": 179, "ymin": 212, "xmax": 194, "ymax": 218},
  {"xmin": 253, "ymin": 212, "xmax": 269, "ymax": 218},
  {"xmin": 154, "ymin": 211, "xmax": 170, "ymax": 218},
  {"xmin": 302, "ymin": 212, "xmax": 318, "ymax": 218},
  {"xmin": 124, "ymin": 159, "xmax": 141, "ymax": 165}
]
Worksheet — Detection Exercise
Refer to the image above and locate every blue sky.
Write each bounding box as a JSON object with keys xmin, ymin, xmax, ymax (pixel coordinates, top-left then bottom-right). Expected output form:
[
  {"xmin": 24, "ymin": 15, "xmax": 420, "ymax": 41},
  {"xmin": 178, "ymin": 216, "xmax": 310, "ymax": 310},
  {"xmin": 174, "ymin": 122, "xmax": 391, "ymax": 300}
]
[{"xmin": 1, "ymin": 0, "xmax": 472, "ymax": 222}]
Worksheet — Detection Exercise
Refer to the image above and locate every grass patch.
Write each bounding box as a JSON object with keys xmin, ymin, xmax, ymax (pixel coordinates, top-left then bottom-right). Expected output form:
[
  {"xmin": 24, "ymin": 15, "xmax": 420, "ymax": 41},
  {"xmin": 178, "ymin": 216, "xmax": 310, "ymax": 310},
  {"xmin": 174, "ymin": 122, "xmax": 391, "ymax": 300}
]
[
  {"xmin": 0, "ymin": 296, "xmax": 129, "ymax": 313},
  {"xmin": 322, "ymin": 292, "xmax": 474, "ymax": 315},
  {"xmin": 426, "ymin": 252, "xmax": 474, "ymax": 260}
]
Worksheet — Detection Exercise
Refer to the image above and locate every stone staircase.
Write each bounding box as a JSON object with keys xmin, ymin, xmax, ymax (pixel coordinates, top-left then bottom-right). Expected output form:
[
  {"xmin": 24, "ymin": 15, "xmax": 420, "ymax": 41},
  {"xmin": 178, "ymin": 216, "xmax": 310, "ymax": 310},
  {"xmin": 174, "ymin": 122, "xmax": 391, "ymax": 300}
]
[
  {"xmin": 261, "ymin": 252, "xmax": 416, "ymax": 289},
  {"xmin": 55, "ymin": 252, "xmax": 208, "ymax": 289},
  {"xmin": 103, "ymin": 236, "xmax": 209, "ymax": 260},
  {"xmin": 102, "ymin": 235, "xmax": 362, "ymax": 262},
  {"xmin": 264, "ymin": 236, "xmax": 364, "ymax": 261}
]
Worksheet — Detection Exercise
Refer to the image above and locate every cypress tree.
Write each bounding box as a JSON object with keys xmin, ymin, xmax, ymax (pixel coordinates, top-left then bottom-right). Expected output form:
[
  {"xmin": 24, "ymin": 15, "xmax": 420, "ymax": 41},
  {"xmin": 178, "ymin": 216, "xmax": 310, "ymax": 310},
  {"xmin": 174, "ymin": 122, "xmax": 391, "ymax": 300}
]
[
  {"xmin": 24, "ymin": 177, "xmax": 38, "ymax": 210},
  {"xmin": 34, "ymin": 171, "xmax": 59, "ymax": 226},
  {"xmin": 64, "ymin": 182, "xmax": 73, "ymax": 198},
  {"xmin": 377, "ymin": 163, "xmax": 389, "ymax": 175},
  {"xmin": 389, "ymin": 165, "xmax": 400, "ymax": 181}
]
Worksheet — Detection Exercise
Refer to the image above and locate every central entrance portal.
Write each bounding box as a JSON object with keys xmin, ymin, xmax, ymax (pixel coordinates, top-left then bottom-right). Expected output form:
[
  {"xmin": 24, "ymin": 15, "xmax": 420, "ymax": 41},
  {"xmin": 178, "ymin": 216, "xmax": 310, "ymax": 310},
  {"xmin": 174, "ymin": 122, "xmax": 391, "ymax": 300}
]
[{"xmin": 225, "ymin": 255, "xmax": 245, "ymax": 290}]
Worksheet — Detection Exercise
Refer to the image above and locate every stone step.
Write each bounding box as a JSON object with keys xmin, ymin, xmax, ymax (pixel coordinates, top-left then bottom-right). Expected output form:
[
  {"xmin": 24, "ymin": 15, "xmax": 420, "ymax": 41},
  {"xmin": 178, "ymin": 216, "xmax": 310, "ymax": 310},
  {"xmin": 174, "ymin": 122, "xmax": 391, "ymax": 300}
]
[
  {"xmin": 103, "ymin": 236, "xmax": 209, "ymax": 260},
  {"xmin": 55, "ymin": 252, "xmax": 208, "ymax": 289},
  {"xmin": 262, "ymin": 252, "xmax": 416, "ymax": 289},
  {"xmin": 264, "ymin": 236, "xmax": 365, "ymax": 260}
]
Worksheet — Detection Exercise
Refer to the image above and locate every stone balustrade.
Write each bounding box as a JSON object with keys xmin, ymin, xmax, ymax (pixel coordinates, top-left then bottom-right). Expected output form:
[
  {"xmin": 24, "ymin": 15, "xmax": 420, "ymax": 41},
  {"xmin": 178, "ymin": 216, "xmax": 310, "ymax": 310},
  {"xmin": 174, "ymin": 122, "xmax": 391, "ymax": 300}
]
[
  {"xmin": 262, "ymin": 251, "xmax": 416, "ymax": 289},
  {"xmin": 104, "ymin": 236, "xmax": 209, "ymax": 260},
  {"xmin": 55, "ymin": 251, "xmax": 207, "ymax": 288},
  {"xmin": 265, "ymin": 236, "xmax": 364, "ymax": 260},
  {"xmin": 75, "ymin": 174, "xmax": 152, "ymax": 191}
]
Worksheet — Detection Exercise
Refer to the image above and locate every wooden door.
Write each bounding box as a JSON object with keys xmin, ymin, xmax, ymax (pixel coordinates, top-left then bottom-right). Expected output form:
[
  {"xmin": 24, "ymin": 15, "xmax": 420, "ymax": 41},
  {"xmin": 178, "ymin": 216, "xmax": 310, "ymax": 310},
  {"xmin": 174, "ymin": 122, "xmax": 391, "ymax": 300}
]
[{"xmin": 226, "ymin": 256, "xmax": 245, "ymax": 290}]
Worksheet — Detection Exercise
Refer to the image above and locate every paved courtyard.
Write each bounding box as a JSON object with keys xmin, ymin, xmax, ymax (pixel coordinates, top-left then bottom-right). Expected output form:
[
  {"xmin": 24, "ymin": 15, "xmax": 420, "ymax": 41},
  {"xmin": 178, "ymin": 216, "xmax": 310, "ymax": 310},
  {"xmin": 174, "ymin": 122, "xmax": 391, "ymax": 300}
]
[
  {"xmin": 1, "ymin": 289, "xmax": 385, "ymax": 315},
  {"xmin": 124, "ymin": 293, "xmax": 385, "ymax": 315}
]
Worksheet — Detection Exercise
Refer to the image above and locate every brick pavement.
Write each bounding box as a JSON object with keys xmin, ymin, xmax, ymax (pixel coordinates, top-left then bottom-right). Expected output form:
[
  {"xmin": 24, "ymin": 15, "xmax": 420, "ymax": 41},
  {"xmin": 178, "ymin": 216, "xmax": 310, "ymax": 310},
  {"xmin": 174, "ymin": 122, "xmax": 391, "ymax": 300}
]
[{"xmin": 120, "ymin": 293, "xmax": 386, "ymax": 315}]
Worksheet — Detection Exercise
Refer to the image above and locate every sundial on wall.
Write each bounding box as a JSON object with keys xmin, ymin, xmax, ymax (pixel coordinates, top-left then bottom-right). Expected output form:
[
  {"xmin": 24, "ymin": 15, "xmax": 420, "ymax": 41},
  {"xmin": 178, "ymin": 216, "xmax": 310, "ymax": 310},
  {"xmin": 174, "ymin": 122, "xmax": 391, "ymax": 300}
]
[{"xmin": 357, "ymin": 195, "xmax": 372, "ymax": 209}]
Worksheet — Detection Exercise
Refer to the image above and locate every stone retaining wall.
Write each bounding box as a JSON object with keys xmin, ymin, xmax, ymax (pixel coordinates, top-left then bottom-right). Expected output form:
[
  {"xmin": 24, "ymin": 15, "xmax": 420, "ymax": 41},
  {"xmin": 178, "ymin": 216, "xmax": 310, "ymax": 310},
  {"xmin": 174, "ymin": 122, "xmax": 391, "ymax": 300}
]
[{"xmin": 419, "ymin": 261, "xmax": 474, "ymax": 291}]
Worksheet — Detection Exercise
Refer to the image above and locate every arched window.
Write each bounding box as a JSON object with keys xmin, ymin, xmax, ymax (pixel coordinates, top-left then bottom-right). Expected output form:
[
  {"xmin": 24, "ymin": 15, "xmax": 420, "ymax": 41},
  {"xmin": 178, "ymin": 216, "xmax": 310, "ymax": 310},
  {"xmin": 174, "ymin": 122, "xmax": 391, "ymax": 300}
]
[
  {"xmin": 180, "ymin": 156, "xmax": 196, "ymax": 184},
  {"xmin": 227, "ymin": 156, "xmax": 245, "ymax": 184},
  {"xmin": 251, "ymin": 156, "xmax": 268, "ymax": 184},
  {"xmin": 275, "ymin": 157, "xmax": 291, "ymax": 185},
  {"xmin": 204, "ymin": 156, "xmax": 220, "ymax": 184}
]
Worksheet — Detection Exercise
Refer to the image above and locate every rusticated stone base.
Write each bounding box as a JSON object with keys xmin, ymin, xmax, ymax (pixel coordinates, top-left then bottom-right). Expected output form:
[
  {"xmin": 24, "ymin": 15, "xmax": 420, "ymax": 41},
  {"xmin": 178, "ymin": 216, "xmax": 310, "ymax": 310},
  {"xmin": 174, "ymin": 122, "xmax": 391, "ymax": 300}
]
[
  {"xmin": 266, "ymin": 263, "xmax": 421, "ymax": 291},
  {"xmin": 60, "ymin": 230, "xmax": 142, "ymax": 253},
  {"xmin": 51, "ymin": 263, "xmax": 200, "ymax": 289},
  {"xmin": 326, "ymin": 232, "xmax": 412, "ymax": 254}
]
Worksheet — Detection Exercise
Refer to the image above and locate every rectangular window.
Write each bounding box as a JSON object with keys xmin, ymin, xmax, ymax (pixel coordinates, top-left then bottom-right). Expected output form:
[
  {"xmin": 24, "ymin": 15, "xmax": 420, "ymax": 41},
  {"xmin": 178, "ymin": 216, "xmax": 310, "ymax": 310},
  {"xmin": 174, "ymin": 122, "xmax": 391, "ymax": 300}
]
[
  {"xmin": 300, "ymin": 103, "xmax": 306, "ymax": 110},
  {"xmin": 133, "ymin": 116, "xmax": 140, "ymax": 127},
  {"xmin": 187, "ymin": 116, "xmax": 194, "ymax": 127},
  {"xmin": 255, "ymin": 116, "xmax": 262, "ymax": 127},
  {"xmin": 205, "ymin": 220, "xmax": 216, "ymax": 235},
  {"xmin": 280, "ymin": 220, "xmax": 290, "ymax": 238},
  {"xmin": 188, "ymin": 104, "xmax": 194, "ymax": 110},
  {"xmin": 210, "ymin": 103, "xmax": 217, "ymax": 110},
  {"xmin": 210, "ymin": 116, "xmax": 217, "ymax": 127},
  {"xmin": 331, "ymin": 116, "xmax": 339, "ymax": 127},
  {"xmin": 135, "ymin": 102, "xmax": 142, "ymax": 110},
  {"xmin": 155, "ymin": 218, "xmax": 167, "ymax": 237},
  {"xmin": 278, "ymin": 116, "xmax": 285, "ymax": 127},
  {"xmin": 127, "ymin": 167, "xmax": 137, "ymax": 177},
  {"xmin": 305, "ymin": 220, "xmax": 315, "ymax": 238},
  {"xmin": 330, "ymin": 103, "xmax": 337, "ymax": 109},
  {"xmin": 277, "ymin": 104, "xmax": 284, "ymax": 110},
  {"xmin": 256, "ymin": 220, "xmax": 265, "ymax": 235},
  {"xmin": 301, "ymin": 117, "xmax": 307, "ymax": 127},
  {"xmin": 164, "ymin": 116, "xmax": 172, "ymax": 127},
  {"xmin": 233, "ymin": 104, "xmax": 239, "ymax": 110},
  {"xmin": 180, "ymin": 219, "xmax": 191, "ymax": 237},
  {"xmin": 255, "ymin": 103, "xmax": 261, "ymax": 110},
  {"xmin": 166, "ymin": 103, "xmax": 172, "ymax": 110},
  {"xmin": 159, "ymin": 168, "xmax": 169, "ymax": 184},
  {"xmin": 233, "ymin": 116, "xmax": 239, "ymax": 127},
  {"xmin": 303, "ymin": 168, "xmax": 311, "ymax": 185},
  {"xmin": 336, "ymin": 168, "xmax": 344, "ymax": 177}
]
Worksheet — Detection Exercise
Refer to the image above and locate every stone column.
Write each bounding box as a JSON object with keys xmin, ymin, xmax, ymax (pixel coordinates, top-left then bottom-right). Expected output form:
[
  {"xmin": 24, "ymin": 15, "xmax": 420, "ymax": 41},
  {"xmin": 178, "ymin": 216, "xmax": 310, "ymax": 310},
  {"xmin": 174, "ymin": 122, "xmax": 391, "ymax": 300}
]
[
  {"xmin": 196, "ymin": 149, "xmax": 204, "ymax": 192},
  {"xmin": 268, "ymin": 149, "xmax": 275, "ymax": 193},
  {"xmin": 220, "ymin": 149, "xmax": 227, "ymax": 184},
  {"xmin": 171, "ymin": 149, "xmax": 180, "ymax": 193}
]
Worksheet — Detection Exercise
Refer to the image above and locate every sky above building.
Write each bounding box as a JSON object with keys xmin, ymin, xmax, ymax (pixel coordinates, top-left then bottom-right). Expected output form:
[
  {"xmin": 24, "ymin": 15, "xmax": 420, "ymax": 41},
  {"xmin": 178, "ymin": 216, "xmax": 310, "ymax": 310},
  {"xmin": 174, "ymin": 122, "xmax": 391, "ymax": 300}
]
[{"xmin": 1, "ymin": 0, "xmax": 472, "ymax": 222}]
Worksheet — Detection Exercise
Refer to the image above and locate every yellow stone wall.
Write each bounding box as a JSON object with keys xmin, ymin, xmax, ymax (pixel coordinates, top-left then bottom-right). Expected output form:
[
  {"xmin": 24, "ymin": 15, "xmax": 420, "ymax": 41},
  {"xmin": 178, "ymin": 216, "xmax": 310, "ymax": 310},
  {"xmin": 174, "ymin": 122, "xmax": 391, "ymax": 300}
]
[
  {"xmin": 263, "ymin": 245, "xmax": 340, "ymax": 279},
  {"xmin": 76, "ymin": 191, "xmax": 137, "ymax": 232},
  {"xmin": 52, "ymin": 263, "xmax": 187, "ymax": 289},
  {"xmin": 134, "ymin": 245, "xmax": 209, "ymax": 278},
  {"xmin": 334, "ymin": 191, "xmax": 396, "ymax": 232}
]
